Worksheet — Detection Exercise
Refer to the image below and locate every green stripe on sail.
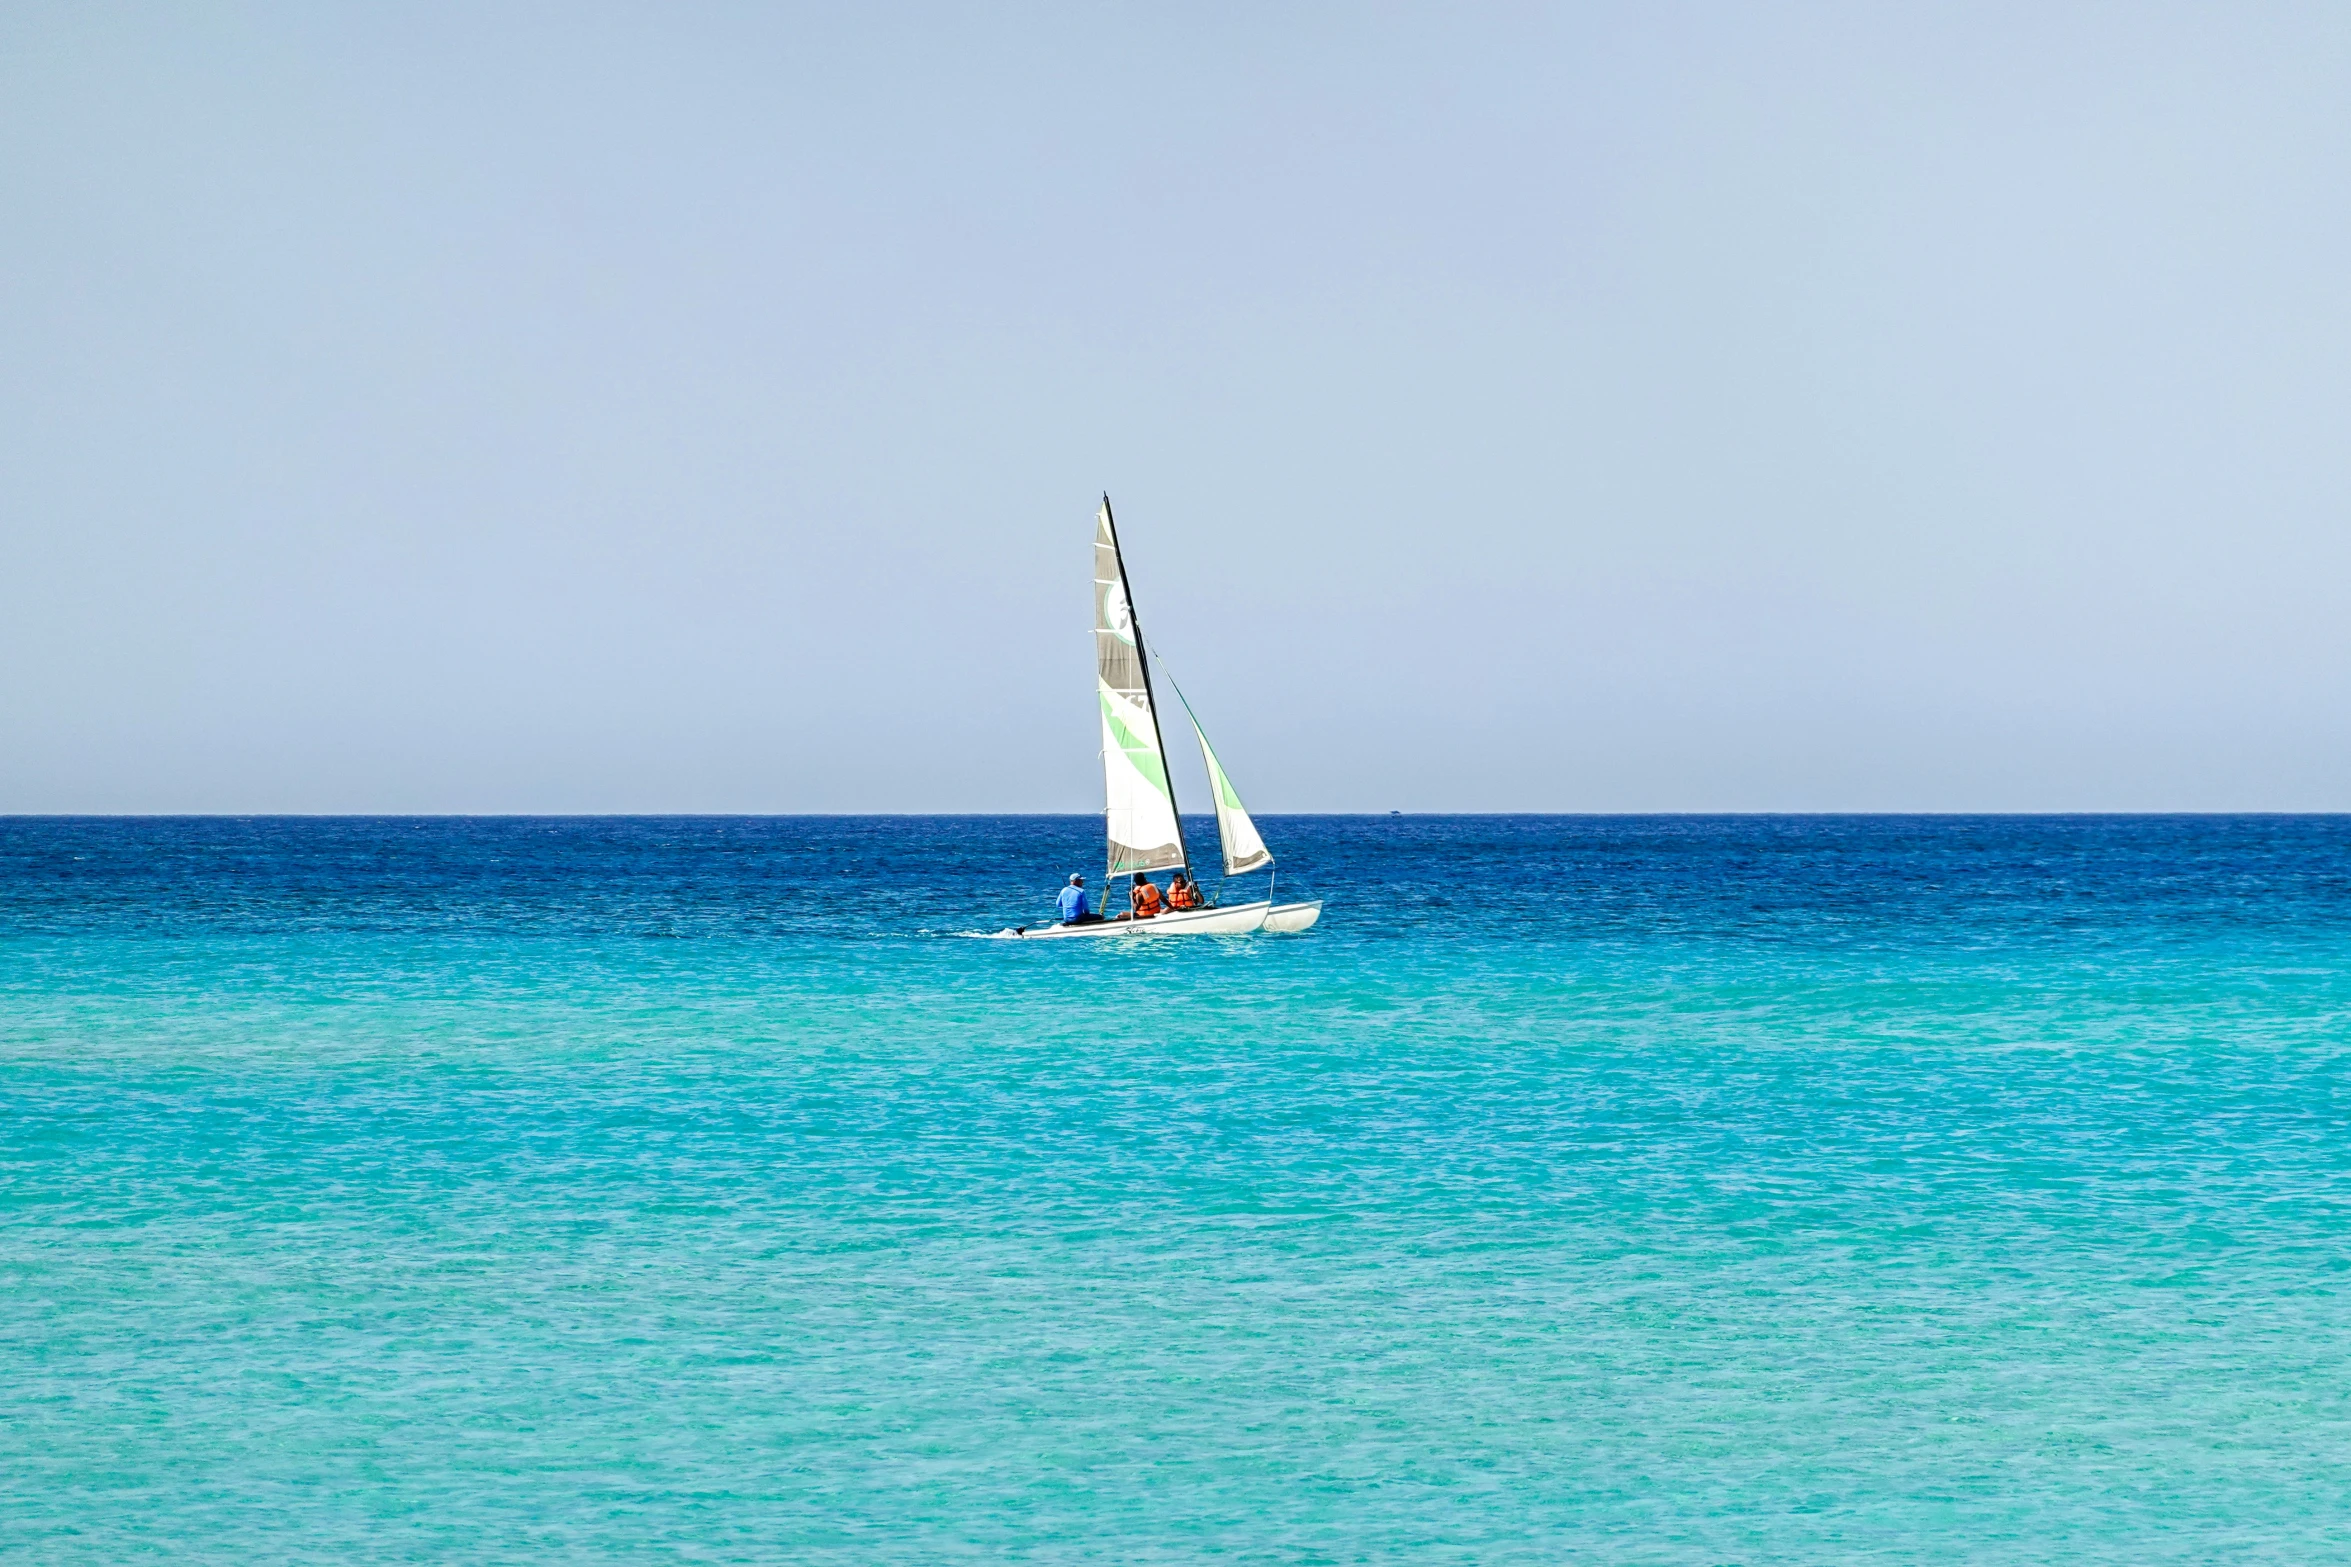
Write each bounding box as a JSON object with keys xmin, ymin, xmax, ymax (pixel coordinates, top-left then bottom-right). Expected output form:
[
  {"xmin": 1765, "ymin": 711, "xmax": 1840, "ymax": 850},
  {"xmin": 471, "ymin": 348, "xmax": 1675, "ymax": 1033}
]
[
  {"xmin": 1207, "ymin": 750, "xmax": 1245, "ymax": 812},
  {"xmin": 1101, "ymin": 694, "xmax": 1171, "ymax": 797}
]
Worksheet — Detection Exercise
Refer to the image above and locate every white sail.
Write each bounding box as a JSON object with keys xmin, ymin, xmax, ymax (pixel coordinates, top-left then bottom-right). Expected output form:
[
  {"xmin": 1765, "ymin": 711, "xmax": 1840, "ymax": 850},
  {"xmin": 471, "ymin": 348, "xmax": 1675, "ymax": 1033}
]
[
  {"xmin": 1158, "ymin": 669, "xmax": 1273, "ymax": 878},
  {"xmin": 1190, "ymin": 712, "xmax": 1272, "ymax": 875},
  {"xmin": 1156, "ymin": 690, "xmax": 1269, "ymax": 883},
  {"xmin": 1095, "ymin": 499, "xmax": 1187, "ymax": 875}
]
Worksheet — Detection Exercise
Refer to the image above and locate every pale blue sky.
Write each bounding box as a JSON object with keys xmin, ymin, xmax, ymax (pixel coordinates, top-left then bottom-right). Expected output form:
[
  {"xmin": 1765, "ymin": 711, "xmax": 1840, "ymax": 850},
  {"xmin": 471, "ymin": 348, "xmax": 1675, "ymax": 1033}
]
[{"xmin": 5, "ymin": 4, "xmax": 2349, "ymax": 811}]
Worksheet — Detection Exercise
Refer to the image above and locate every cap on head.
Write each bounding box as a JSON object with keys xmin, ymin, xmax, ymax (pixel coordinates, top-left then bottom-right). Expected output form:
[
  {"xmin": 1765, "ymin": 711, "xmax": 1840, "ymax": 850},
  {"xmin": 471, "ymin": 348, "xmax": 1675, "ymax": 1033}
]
[{"xmin": 1070, "ymin": 874, "xmax": 1083, "ymax": 884}]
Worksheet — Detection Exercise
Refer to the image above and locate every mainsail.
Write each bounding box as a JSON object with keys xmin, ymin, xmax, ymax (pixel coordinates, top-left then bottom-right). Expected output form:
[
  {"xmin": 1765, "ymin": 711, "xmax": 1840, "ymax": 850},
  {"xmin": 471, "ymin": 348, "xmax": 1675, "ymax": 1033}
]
[
  {"xmin": 1095, "ymin": 497, "xmax": 1187, "ymax": 875},
  {"xmin": 1167, "ymin": 679, "xmax": 1273, "ymax": 876}
]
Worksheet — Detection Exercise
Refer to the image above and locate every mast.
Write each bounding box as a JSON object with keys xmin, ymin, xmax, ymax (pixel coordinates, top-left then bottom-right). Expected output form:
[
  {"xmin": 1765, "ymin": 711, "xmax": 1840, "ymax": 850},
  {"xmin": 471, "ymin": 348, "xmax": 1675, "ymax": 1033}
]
[{"xmin": 1098, "ymin": 493, "xmax": 1191, "ymax": 878}]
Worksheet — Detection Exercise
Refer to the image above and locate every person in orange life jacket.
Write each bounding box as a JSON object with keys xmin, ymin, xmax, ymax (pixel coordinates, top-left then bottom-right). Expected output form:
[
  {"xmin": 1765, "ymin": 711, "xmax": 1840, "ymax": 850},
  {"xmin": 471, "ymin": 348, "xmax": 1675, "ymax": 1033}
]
[
  {"xmin": 1129, "ymin": 876, "xmax": 1165, "ymax": 918},
  {"xmin": 1166, "ymin": 871, "xmax": 1203, "ymax": 910}
]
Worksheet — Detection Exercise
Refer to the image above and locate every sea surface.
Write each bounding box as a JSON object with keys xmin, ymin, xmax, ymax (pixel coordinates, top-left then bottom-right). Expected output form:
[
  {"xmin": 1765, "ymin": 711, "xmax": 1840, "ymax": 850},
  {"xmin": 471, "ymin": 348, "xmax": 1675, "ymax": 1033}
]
[{"xmin": 5, "ymin": 815, "xmax": 2351, "ymax": 1563}]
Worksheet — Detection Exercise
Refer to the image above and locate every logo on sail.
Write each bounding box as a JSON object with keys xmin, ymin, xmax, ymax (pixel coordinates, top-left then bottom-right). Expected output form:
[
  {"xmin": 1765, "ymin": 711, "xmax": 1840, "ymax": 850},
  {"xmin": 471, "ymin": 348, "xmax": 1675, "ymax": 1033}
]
[{"xmin": 1101, "ymin": 579, "xmax": 1135, "ymax": 643}]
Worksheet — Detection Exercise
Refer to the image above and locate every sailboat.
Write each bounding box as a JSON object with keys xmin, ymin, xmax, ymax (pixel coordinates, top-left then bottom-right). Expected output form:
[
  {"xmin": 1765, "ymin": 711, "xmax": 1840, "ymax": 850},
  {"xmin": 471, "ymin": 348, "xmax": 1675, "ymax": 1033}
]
[{"xmin": 1009, "ymin": 497, "xmax": 1323, "ymax": 939}]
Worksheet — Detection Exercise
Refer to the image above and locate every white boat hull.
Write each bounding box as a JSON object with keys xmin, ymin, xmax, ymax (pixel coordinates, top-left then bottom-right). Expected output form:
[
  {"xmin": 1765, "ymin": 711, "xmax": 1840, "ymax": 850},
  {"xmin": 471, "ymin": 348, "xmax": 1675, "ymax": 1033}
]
[
  {"xmin": 1261, "ymin": 900, "xmax": 1323, "ymax": 933},
  {"xmin": 1008, "ymin": 900, "xmax": 1272, "ymax": 939}
]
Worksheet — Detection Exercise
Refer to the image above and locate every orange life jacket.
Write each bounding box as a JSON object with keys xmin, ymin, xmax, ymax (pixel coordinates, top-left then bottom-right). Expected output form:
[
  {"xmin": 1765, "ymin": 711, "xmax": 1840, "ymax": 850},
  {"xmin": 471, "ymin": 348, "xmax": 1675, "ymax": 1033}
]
[
  {"xmin": 1168, "ymin": 880, "xmax": 1202, "ymax": 909},
  {"xmin": 1131, "ymin": 880, "xmax": 1165, "ymax": 917}
]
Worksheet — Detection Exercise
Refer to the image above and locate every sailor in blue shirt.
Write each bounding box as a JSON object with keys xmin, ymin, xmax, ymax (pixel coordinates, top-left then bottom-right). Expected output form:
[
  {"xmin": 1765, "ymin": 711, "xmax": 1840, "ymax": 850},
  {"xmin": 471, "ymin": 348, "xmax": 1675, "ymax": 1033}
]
[{"xmin": 1057, "ymin": 874, "xmax": 1094, "ymax": 924}]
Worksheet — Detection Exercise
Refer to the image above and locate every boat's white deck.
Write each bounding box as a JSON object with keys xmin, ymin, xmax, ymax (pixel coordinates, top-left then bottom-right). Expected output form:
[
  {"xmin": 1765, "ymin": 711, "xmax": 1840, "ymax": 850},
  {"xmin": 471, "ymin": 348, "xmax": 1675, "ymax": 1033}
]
[{"xmin": 1006, "ymin": 899, "xmax": 1322, "ymax": 939}]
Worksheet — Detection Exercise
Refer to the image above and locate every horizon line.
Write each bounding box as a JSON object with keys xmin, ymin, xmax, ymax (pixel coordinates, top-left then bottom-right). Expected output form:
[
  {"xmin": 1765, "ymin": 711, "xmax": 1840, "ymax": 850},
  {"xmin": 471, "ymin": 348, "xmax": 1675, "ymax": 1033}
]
[{"xmin": 7, "ymin": 810, "xmax": 2351, "ymax": 821}]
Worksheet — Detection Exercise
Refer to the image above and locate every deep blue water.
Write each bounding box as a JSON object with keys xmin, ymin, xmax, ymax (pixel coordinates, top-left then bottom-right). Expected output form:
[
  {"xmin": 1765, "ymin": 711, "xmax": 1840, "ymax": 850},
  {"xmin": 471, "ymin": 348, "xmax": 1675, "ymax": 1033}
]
[{"xmin": 5, "ymin": 816, "xmax": 2350, "ymax": 1562}]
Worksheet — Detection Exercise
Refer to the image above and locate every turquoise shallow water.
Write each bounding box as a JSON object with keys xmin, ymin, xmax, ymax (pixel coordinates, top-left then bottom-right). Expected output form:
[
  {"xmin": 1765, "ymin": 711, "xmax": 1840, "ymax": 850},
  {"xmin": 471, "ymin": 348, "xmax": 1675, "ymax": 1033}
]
[{"xmin": 6, "ymin": 816, "xmax": 2351, "ymax": 1561}]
